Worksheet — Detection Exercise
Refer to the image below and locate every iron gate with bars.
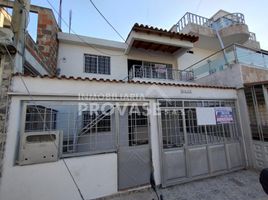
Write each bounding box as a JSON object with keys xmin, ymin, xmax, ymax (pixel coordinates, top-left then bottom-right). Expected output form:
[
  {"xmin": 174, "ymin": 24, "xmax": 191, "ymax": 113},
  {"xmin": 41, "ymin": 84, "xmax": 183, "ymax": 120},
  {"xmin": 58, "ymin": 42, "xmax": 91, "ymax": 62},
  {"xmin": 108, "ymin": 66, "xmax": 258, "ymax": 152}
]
[
  {"xmin": 245, "ymin": 85, "xmax": 268, "ymax": 169},
  {"xmin": 158, "ymin": 99, "xmax": 244, "ymax": 187},
  {"xmin": 20, "ymin": 101, "xmax": 151, "ymax": 190}
]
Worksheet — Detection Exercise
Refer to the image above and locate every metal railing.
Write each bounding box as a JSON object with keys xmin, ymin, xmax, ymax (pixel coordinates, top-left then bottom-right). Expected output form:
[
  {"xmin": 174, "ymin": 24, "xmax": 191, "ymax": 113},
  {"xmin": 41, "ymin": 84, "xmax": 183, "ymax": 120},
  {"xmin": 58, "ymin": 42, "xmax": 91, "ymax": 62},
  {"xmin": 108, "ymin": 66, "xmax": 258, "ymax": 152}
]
[
  {"xmin": 175, "ymin": 12, "xmax": 212, "ymax": 32},
  {"xmin": 182, "ymin": 44, "xmax": 268, "ymax": 80},
  {"xmin": 212, "ymin": 13, "xmax": 245, "ymax": 30},
  {"xmin": 249, "ymin": 32, "xmax": 257, "ymax": 41},
  {"xmin": 174, "ymin": 12, "xmax": 245, "ymax": 32},
  {"xmin": 129, "ymin": 65, "xmax": 194, "ymax": 82}
]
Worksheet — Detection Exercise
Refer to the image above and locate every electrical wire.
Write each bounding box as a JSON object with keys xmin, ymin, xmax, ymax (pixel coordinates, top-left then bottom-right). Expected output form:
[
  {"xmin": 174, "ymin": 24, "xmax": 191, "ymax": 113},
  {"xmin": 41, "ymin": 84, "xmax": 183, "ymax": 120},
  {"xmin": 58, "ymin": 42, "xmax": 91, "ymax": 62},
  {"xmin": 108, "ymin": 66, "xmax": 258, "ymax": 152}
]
[
  {"xmin": 46, "ymin": 0, "xmax": 166, "ymax": 58},
  {"xmin": 46, "ymin": 0, "xmax": 126, "ymax": 57},
  {"xmin": 88, "ymin": 0, "xmax": 126, "ymax": 42}
]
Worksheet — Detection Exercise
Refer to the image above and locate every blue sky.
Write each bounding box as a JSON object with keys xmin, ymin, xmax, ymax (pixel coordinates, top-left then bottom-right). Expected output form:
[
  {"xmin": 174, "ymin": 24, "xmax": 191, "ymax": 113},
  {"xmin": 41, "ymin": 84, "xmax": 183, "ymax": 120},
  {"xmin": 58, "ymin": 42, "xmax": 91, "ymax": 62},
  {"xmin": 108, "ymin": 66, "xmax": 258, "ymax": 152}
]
[{"xmin": 26, "ymin": 0, "xmax": 268, "ymax": 49}]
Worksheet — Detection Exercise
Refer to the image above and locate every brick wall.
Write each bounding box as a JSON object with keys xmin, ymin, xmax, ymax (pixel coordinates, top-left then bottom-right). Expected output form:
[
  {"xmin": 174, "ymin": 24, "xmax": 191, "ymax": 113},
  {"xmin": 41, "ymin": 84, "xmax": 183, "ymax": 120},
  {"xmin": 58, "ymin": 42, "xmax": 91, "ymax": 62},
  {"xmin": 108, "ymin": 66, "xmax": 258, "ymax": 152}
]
[{"xmin": 25, "ymin": 7, "xmax": 60, "ymax": 75}]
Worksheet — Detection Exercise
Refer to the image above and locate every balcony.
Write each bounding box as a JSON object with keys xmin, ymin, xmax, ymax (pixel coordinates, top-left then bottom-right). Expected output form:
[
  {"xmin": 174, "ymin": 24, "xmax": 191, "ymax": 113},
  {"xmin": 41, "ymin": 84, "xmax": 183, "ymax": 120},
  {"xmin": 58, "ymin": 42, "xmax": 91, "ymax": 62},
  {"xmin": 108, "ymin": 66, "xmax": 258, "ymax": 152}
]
[
  {"xmin": 182, "ymin": 44, "xmax": 268, "ymax": 80},
  {"xmin": 172, "ymin": 12, "xmax": 251, "ymax": 50},
  {"xmin": 129, "ymin": 65, "xmax": 194, "ymax": 82},
  {"xmin": 174, "ymin": 12, "xmax": 245, "ymax": 32},
  {"xmin": 125, "ymin": 24, "xmax": 198, "ymax": 54}
]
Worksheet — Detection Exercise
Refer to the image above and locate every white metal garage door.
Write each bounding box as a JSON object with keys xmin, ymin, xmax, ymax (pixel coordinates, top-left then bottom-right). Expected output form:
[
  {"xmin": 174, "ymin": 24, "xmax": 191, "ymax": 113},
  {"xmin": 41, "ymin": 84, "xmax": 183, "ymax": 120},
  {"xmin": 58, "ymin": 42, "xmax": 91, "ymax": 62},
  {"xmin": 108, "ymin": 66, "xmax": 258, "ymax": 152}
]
[{"xmin": 158, "ymin": 100, "xmax": 245, "ymax": 187}]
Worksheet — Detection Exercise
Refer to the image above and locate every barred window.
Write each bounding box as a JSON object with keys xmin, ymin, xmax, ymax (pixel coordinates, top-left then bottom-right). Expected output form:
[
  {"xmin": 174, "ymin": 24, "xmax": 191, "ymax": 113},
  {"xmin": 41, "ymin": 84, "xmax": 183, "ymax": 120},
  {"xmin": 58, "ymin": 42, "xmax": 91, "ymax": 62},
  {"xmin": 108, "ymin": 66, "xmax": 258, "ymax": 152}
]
[
  {"xmin": 128, "ymin": 106, "xmax": 149, "ymax": 146},
  {"xmin": 25, "ymin": 105, "xmax": 57, "ymax": 132},
  {"xmin": 84, "ymin": 54, "xmax": 110, "ymax": 74},
  {"xmin": 82, "ymin": 111, "xmax": 111, "ymax": 134}
]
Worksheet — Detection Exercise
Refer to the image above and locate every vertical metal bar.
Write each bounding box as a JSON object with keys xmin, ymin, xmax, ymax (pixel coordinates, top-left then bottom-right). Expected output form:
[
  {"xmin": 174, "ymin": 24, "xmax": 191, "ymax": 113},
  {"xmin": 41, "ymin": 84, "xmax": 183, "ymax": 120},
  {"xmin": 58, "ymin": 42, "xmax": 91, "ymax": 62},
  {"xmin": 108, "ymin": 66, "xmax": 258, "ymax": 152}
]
[
  {"xmin": 222, "ymin": 123, "xmax": 231, "ymax": 170},
  {"xmin": 43, "ymin": 107, "xmax": 47, "ymax": 131},
  {"xmin": 251, "ymin": 86, "xmax": 264, "ymax": 141},
  {"xmin": 233, "ymin": 45, "xmax": 238, "ymax": 64},
  {"xmin": 182, "ymin": 108, "xmax": 190, "ymax": 178},
  {"xmin": 235, "ymin": 97, "xmax": 249, "ymax": 168},
  {"xmin": 73, "ymin": 110, "xmax": 78, "ymax": 153},
  {"xmin": 262, "ymin": 85, "xmax": 268, "ymax": 142},
  {"xmin": 67, "ymin": 110, "xmax": 70, "ymax": 152}
]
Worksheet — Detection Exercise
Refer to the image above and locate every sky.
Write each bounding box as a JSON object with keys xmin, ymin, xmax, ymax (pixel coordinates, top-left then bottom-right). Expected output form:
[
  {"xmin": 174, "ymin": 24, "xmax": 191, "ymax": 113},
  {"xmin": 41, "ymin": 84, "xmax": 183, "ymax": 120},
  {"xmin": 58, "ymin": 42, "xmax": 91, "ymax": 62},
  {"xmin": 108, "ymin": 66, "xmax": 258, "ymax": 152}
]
[{"xmin": 25, "ymin": 0, "xmax": 268, "ymax": 50}]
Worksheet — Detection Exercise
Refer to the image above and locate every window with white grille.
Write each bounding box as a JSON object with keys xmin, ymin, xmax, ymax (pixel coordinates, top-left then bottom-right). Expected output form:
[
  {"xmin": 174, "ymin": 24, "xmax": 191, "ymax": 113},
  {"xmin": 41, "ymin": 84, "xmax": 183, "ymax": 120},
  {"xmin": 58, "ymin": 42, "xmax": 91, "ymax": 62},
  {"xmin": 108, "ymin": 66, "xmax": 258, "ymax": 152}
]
[
  {"xmin": 84, "ymin": 54, "xmax": 110, "ymax": 74},
  {"xmin": 82, "ymin": 111, "xmax": 111, "ymax": 134}
]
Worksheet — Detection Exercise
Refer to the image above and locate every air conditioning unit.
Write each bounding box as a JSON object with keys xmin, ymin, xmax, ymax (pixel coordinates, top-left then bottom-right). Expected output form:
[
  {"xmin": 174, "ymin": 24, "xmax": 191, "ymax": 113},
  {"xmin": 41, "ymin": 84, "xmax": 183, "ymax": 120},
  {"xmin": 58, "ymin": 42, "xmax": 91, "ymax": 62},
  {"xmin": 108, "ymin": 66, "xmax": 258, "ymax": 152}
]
[
  {"xmin": 0, "ymin": 27, "xmax": 13, "ymax": 45},
  {"xmin": 18, "ymin": 130, "xmax": 62, "ymax": 166}
]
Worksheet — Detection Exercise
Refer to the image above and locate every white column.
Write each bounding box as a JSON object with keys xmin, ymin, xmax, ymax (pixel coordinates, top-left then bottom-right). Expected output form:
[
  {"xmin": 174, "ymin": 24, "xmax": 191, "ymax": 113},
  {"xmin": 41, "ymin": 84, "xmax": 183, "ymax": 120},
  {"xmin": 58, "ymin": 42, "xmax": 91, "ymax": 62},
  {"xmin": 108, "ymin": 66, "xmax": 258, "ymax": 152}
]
[{"xmin": 149, "ymin": 99, "xmax": 161, "ymax": 185}]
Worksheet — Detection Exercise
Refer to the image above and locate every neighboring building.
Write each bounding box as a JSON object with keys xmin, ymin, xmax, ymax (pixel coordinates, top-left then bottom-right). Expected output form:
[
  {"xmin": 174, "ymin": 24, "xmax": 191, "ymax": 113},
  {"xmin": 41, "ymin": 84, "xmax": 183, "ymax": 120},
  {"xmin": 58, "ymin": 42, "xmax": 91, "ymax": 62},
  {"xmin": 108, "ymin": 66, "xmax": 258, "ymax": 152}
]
[
  {"xmin": 171, "ymin": 10, "xmax": 268, "ymax": 170},
  {"xmin": 0, "ymin": 1, "xmax": 60, "ymax": 177},
  {"xmin": 0, "ymin": 7, "xmax": 267, "ymax": 200}
]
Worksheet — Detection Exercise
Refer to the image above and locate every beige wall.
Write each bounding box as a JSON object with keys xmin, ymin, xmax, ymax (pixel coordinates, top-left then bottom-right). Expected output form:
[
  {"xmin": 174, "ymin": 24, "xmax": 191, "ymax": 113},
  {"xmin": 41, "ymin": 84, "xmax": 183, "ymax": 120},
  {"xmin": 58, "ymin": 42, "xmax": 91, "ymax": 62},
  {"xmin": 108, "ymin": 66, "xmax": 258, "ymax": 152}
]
[
  {"xmin": 177, "ymin": 47, "xmax": 214, "ymax": 70},
  {"xmin": 242, "ymin": 65, "xmax": 268, "ymax": 84}
]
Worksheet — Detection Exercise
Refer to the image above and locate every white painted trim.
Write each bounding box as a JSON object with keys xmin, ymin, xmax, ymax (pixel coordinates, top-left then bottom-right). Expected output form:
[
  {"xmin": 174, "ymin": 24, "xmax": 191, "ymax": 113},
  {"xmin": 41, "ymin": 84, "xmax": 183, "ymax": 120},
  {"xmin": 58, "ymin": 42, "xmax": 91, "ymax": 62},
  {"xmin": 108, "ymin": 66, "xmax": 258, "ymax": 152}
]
[
  {"xmin": 11, "ymin": 77, "xmax": 238, "ymax": 100},
  {"xmin": 58, "ymin": 32, "xmax": 127, "ymax": 51}
]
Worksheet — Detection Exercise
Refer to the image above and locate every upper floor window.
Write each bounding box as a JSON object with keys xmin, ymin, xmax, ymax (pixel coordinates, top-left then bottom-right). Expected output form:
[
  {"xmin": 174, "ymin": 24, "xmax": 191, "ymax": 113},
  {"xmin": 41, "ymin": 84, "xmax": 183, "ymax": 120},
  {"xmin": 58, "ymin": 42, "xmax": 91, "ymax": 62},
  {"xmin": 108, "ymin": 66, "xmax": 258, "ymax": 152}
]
[{"xmin": 84, "ymin": 54, "xmax": 111, "ymax": 75}]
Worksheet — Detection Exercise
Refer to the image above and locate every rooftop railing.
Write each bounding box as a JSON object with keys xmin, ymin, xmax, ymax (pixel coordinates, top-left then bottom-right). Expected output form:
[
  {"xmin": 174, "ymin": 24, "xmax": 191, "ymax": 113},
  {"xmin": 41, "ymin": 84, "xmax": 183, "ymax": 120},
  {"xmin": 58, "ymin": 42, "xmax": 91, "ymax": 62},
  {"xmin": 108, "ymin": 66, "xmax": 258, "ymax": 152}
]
[
  {"xmin": 129, "ymin": 65, "xmax": 194, "ymax": 82},
  {"xmin": 249, "ymin": 32, "xmax": 257, "ymax": 41},
  {"xmin": 182, "ymin": 44, "xmax": 268, "ymax": 80},
  {"xmin": 175, "ymin": 12, "xmax": 211, "ymax": 32},
  {"xmin": 175, "ymin": 12, "xmax": 246, "ymax": 32}
]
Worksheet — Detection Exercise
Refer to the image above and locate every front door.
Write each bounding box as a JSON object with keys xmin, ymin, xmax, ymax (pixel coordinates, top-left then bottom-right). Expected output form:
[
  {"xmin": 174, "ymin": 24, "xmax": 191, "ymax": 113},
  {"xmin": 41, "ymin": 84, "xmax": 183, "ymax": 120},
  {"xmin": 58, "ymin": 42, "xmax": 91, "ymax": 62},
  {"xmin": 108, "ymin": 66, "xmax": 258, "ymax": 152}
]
[{"xmin": 118, "ymin": 105, "xmax": 151, "ymax": 190}]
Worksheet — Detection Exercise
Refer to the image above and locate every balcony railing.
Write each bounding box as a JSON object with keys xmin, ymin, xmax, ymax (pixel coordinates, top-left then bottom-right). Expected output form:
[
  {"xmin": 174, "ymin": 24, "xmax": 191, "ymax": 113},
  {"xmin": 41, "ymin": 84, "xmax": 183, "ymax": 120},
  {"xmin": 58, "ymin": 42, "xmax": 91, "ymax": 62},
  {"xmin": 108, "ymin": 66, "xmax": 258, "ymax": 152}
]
[
  {"xmin": 175, "ymin": 12, "xmax": 211, "ymax": 32},
  {"xmin": 212, "ymin": 13, "xmax": 245, "ymax": 30},
  {"xmin": 182, "ymin": 44, "xmax": 268, "ymax": 80},
  {"xmin": 129, "ymin": 65, "xmax": 194, "ymax": 82},
  {"xmin": 249, "ymin": 32, "xmax": 257, "ymax": 41},
  {"xmin": 175, "ymin": 12, "xmax": 245, "ymax": 32}
]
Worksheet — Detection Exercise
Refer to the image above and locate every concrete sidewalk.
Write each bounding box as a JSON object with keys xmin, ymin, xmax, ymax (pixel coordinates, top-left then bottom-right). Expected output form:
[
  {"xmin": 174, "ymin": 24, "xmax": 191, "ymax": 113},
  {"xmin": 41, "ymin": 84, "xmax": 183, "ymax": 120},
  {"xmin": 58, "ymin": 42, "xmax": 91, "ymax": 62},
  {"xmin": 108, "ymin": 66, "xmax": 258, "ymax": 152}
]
[{"xmin": 105, "ymin": 170, "xmax": 267, "ymax": 200}]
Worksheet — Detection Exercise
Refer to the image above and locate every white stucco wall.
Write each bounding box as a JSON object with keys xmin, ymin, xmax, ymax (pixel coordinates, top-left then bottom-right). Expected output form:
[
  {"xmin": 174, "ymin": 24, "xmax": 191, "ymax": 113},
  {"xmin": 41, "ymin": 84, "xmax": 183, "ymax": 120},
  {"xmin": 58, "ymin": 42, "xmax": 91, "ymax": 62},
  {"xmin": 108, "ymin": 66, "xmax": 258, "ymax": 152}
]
[
  {"xmin": 0, "ymin": 97, "xmax": 118, "ymax": 200},
  {"xmin": 0, "ymin": 77, "xmax": 238, "ymax": 200},
  {"xmin": 57, "ymin": 42, "xmax": 181, "ymax": 81},
  {"xmin": 57, "ymin": 33, "xmax": 192, "ymax": 80},
  {"xmin": 58, "ymin": 42, "xmax": 128, "ymax": 80}
]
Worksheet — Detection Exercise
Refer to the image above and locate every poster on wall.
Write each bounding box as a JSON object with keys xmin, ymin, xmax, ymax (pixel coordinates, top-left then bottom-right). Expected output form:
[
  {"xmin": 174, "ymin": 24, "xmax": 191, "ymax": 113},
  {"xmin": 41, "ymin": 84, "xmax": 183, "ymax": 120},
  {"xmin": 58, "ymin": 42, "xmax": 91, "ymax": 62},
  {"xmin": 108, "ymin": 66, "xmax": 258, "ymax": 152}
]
[
  {"xmin": 214, "ymin": 107, "xmax": 234, "ymax": 124},
  {"xmin": 196, "ymin": 107, "xmax": 216, "ymax": 125}
]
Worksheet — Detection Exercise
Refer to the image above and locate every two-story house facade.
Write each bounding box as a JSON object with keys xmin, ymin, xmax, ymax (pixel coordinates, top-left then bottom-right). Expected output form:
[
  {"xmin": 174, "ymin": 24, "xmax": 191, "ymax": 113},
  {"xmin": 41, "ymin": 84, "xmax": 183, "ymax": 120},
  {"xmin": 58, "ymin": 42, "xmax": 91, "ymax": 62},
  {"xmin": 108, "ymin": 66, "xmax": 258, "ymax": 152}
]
[{"xmin": 0, "ymin": 9, "xmax": 264, "ymax": 200}]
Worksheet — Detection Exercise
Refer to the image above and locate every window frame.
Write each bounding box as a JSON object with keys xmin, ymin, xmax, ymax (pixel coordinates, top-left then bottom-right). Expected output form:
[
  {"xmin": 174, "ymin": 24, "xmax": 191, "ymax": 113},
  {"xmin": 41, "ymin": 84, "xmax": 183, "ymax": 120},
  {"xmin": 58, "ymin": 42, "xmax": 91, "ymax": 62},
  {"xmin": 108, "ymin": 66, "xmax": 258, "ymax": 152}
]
[{"xmin": 84, "ymin": 54, "xmax": 111, "ymax": 75}]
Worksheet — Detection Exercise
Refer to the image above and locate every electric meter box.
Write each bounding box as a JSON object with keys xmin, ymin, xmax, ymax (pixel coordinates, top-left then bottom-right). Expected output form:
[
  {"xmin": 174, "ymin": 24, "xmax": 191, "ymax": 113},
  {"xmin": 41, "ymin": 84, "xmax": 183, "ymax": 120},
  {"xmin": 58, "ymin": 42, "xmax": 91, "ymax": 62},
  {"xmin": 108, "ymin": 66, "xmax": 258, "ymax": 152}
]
[{"xmin": 18, "ymin": 131, "xmax": 62, "ymax": 165}]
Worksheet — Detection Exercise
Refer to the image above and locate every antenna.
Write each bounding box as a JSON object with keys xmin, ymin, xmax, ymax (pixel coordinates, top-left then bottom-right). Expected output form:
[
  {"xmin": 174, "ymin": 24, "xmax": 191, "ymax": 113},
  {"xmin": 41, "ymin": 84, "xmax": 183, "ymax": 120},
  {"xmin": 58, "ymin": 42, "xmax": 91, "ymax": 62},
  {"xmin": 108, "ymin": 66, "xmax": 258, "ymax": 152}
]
[
  {"xmin": 58, "ymin": 0, "xmax": 62, "ymax": 29},
  {"xmin": 69, "ymin": 9, "xmax": 72, "ymax": 34}
]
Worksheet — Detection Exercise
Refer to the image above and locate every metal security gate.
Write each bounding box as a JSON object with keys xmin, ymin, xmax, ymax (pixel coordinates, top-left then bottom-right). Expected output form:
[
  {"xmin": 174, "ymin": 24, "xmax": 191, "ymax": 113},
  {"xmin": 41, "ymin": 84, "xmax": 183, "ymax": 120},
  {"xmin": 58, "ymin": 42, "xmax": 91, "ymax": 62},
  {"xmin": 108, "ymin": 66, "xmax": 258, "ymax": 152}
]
[
  {"xmin": 118, "ymin": 106, "xmax": 151, "ymax": 190},
  {"xmin": 245, "ymin": 85, "xmax": 268, "ymax": 169},
  {"xmin": 159, "ymin": 100, "xmax": 245, "ymax": 187}
]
